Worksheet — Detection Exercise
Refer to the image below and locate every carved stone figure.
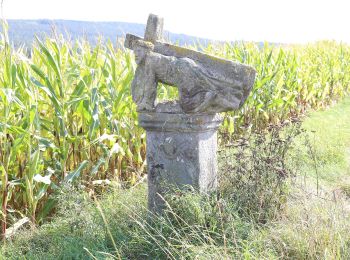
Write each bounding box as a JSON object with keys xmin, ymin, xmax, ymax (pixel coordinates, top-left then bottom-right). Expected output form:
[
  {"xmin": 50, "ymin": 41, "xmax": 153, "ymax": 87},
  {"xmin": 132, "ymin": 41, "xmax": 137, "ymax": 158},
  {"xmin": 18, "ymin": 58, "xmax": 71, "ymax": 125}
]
[
  {"xmin": 125, "ymin": 14, "xmax": 256, "ymax": 114},
  {"xmin": 124, "ymin": 14, "xmax": 256, "ymax": 212}
]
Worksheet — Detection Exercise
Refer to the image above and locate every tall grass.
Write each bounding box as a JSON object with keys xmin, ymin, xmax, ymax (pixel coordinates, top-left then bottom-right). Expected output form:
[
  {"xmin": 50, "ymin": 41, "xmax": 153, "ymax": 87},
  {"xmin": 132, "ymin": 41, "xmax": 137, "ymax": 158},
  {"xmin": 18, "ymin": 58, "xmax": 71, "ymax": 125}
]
[{"xmin": 0, "ymin": 22, "xmax": 350, "ymax": 232}]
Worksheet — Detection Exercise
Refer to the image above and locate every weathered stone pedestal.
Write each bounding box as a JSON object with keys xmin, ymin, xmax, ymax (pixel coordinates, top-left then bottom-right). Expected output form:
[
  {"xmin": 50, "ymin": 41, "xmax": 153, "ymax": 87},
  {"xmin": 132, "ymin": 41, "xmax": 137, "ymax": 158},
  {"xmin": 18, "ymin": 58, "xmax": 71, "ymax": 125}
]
[
  {"xmin": 125, "ymin": 14, "xmax": 256, "ymax": 213},
  {"xmin": 139, "ymin": 104, "xmax": 223, "ymax": 212}
]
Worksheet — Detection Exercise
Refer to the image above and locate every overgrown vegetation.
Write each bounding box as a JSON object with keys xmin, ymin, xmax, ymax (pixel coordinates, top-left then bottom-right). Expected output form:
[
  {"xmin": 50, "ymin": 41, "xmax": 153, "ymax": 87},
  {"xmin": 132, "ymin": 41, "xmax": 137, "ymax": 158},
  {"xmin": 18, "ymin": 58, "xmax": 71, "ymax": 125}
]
[
  {"xmin": 0, "ymin": 17, "xmax": 350, "ymax": 241},
  {"xmin": 219, "ymin": 119, "xmax": 303, "ymax": 223},
  {"xmin": 1, "ymin": 97, "xmax": 350, "ymax": 259}
]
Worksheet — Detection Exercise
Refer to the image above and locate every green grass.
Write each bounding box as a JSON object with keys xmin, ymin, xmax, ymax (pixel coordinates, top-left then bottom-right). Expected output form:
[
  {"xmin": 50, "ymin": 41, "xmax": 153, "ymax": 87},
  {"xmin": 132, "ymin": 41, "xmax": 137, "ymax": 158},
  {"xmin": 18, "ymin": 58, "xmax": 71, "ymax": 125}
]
[
  {"xmin": 294, "ymin": 98, "xmax": 350, "ymax": 184},
  {"xmin": 1, "ymin": 98, "xmax": 350, "ymax": 259}
]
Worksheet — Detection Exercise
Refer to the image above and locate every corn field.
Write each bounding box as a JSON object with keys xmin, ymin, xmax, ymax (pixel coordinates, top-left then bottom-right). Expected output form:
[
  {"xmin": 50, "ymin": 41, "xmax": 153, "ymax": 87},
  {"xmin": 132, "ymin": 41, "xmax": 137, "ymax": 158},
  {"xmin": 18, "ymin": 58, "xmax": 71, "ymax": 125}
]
[{"xmin": 0, "ymin": 21, "xmax": 350, "ymax": 235}]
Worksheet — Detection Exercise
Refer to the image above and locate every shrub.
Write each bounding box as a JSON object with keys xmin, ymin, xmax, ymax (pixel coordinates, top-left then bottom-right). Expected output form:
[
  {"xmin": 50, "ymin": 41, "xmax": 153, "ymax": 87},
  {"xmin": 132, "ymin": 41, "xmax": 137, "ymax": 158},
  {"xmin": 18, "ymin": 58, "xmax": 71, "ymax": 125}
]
[{"xmin": 219, "ymin": 119, "xmax": 304, "ymax": 223}]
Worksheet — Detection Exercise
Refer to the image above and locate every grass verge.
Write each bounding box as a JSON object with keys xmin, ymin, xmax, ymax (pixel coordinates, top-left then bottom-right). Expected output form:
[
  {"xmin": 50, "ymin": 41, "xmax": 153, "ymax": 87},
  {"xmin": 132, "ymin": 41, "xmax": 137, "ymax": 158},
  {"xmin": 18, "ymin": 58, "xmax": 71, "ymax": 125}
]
[{"xmin": 1, "ymin": 98, "xmax": 350, "ymax": 259}]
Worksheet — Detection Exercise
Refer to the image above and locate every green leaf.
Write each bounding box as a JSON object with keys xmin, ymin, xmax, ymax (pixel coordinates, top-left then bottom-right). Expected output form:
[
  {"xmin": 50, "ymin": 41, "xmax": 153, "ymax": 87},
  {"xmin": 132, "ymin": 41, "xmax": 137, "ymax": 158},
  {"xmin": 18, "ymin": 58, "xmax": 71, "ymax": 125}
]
[
  {"xmin": 90, "ymin": 158, "xmax": 106, "ymax": 176},
  {"xmin": 35, "ymin": 37, "xmax": 62, "ymax": 82},
  {"xmin": 65, "ymin": 160, "xmax": 89, "ymax": 183}
]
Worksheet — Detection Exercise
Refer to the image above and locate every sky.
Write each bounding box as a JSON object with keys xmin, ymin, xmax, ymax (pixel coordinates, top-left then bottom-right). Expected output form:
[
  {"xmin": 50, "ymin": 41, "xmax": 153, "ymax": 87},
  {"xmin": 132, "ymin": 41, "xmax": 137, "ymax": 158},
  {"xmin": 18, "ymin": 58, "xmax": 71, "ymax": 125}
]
[{"xmin": 1, "ymin": 0, "xmax": 349, "ymax": 43}]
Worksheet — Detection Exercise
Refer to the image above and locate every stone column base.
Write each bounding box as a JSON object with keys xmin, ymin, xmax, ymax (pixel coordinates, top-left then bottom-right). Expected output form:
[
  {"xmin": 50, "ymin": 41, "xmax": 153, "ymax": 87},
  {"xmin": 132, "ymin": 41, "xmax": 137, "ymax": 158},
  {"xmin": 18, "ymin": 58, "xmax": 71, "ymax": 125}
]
[{"xmin": 139, "ymin": 103, "xmax": 222, "ymax": 213}]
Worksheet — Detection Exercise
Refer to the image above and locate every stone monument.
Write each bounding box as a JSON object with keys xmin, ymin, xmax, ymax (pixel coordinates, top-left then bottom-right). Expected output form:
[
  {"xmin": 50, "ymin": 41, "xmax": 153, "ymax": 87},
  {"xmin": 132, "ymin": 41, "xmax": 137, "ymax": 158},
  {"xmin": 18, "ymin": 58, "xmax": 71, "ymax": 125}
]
[{"xmin": 125, "ymin": 14, "xmax": 256, "ymax": 212}]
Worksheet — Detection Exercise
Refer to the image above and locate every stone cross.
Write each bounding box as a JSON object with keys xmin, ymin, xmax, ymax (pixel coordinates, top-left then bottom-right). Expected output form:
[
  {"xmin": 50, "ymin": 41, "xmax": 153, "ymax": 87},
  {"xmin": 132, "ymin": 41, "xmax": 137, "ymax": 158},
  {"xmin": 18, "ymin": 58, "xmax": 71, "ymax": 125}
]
[{"xmin": 125, "ymin": 14, "xmax": 256, "ymax": 212}]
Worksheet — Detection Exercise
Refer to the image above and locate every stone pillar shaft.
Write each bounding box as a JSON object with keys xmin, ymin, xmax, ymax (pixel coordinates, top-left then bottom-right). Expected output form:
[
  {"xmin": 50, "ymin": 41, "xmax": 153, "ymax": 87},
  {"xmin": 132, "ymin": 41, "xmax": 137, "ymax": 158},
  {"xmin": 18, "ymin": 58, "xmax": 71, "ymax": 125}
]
[{"xmin": 139, "ymin": 110, "xmax": 222, "ymax": 212}]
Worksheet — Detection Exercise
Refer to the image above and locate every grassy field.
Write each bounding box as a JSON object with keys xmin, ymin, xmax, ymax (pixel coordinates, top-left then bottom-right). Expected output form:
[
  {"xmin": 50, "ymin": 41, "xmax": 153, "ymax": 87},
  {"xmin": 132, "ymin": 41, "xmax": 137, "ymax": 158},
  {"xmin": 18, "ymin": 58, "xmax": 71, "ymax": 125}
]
[
  {"xmin": 298, "ymin": 98, "xmax": 350, "ymax": 183},
  {"xmin": 1, "ymin": 97, "xmax": 349, "ymax": 259}
]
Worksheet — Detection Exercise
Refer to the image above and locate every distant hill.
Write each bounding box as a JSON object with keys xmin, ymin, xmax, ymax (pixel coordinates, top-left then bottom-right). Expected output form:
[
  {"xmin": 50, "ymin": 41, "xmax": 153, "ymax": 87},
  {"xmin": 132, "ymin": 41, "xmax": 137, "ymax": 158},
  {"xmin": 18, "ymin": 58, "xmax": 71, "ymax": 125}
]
[{"xmin": 4, "ymin": 19, "xmax": 211, "ymax": 48}]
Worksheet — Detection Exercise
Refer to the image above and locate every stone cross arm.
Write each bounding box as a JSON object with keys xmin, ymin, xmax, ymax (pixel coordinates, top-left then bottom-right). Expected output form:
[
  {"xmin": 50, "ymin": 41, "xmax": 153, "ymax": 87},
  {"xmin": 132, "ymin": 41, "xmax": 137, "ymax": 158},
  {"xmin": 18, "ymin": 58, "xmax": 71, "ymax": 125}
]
[
  {"xmin": 124, "ymin": 14, "xmax": 256, "ymax": 113},
  {"xmin": 125, "ymin": 33, "xmax": 255, "ymax": 85}
]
